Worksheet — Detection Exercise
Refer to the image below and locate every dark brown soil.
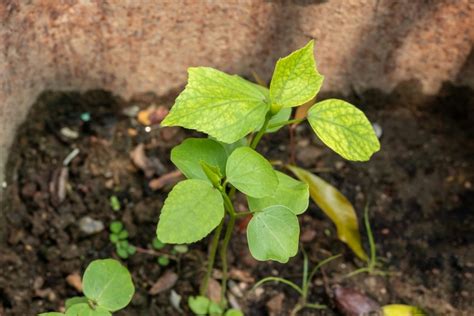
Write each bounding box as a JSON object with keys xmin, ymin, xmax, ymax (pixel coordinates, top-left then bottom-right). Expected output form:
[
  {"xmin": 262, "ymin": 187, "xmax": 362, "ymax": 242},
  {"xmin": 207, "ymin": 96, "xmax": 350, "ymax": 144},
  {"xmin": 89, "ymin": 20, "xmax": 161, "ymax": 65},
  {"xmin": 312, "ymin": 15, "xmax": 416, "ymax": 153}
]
[{"xmin": 0, "ymin": 84, "xmax": 473, "ymax": 316}]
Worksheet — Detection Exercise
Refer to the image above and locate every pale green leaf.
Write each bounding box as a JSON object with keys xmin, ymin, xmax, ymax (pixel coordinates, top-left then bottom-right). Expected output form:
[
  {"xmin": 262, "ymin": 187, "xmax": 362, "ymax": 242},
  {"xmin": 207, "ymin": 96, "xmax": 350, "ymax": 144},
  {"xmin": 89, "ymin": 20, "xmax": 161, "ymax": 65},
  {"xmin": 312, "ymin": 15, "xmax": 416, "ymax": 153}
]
[
  {"xmin": 307, "ymin": 99, "xmax": 380, "ymax": 161},
  {"xmin": 39, "ymin": 313, "xmax": 65, "ymax": 316},
  {"xmin": 255, "ymin": 107, "xmax": 292, "ymax": 133},
  {"xmin": 65, "ymin": 297, "xmax": 88, "ymax": 310},
  {"xmin": 82, "ymin": 259, "xmax": 134, "ymax": 312},
  {"xmin": 171, "ymin": 138, "xmax": 227, "ymax": 180},
  {"xmin": 226, "ymin": 147, "xmax": 278, "ymax": 198},
  {"xmin": 247, "ymin": 205, "xmax": 299, "ymax": 263},
  {"xmin": 157, "ymin": 179, "xmax": 224, "ymax": 243},
  {"xmin": 225, "ymin": 309, "xmax": 244, "ymax": 316},
  {"xmin": 382, "ymin": 304, "xmax": 427, "ymax": 316},
  {"xmin": 162, "ymin": 67, "xmax": 270, "ymax": 143},
  {"xmin": 65, "ymin": 303, "xmax": 111, "ymax": 316},
  {"xmin": 270, "ymin": 40, "xmax": 324, "ymax": 108},
  {"xmin": 188, "ymin": 295, "xmax": 210, "ymax": 315},
  {"xmin": 209, "ymin": 301, "xmax": 224, "ymax": 315},
  {"xmin": 247, "ymin": 171, "xmax": 309, "ymax": 215},
  {"xmin": 215, "ymin": 137, "xmax": 247, "ymax": 157},
  {"xmin": 287, "ymin": 165, "xmax": 368, "ymax": 260}
]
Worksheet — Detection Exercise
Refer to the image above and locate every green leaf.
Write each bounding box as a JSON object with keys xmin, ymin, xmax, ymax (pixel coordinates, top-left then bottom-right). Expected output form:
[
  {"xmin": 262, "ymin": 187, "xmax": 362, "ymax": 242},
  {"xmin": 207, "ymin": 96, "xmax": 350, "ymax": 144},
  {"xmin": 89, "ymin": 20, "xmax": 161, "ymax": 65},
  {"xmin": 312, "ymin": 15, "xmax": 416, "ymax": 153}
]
[
  {"xmin": 152, "ymin": 237, "xmax": 166, "ymax": 250},
  {"xmin": 270, "ymin": 40, "xmax": 324, "ymax": 108},
  {"xmin": 158, "ymin": 255, "xmax": 170, "ymax": 266},
  {"xmin": 307, "ymin": 99, "xmax": 380, "ymax": 161},
  {"xmin": 247, "ymin": 205, "xmax": 299, "ymax": 263},
  {"xmin": 200, "ymin": 161, "xmax": 223, "ymax": 187},
  {"xmin": 157, "ymin": 179, "xmax": 224, "ymax": 243},
  {"xmin": 82, "ymin": 259, "xmax": 135, "ymax": 312},
  {"xmin": 109, "ymin": 221, "xmax": 123, "ymax": 234},
  {"xmin": 226, "ymin": 147, "xmax": 278, "ymax": 198},
  {"xmin": 225, "ymin": 309, "xmax": 244, "ymax": 316},
  {"xmin": 65, "ymin": 303, "xmax": 111, "ymax": 316},
  {"xmin": 188, "ymin": 295, "xmax": 210, "ymax": 315},
  {"xmin": 162, "ymin": 67, "xmax": 270, "ymax": 143},
  {"xmin": 109, "ymin": 196, "xmax": 121, "ymax": 212},
  {"xmin": 247, "ymin": 171, "xmax": 309, "ymax": 215},
  {"xmin": 216, "ymin": 137, "xmax": 248, "ymax": 157},
  {"xmin": 39, "ymin": 313, "xmax": 65, "ymax": 316},
  {"xmin": 382, "ymin": 304, "xmax": 427, "ymax": 316},
  {"xmin": 171, "ymin": 138, "xmax": 228, "ymax": 180},
  {"xmin": 286, "ymin": 165, "xmax": 368, "ymax": 260},
  {"xmin": 209, "ymin": 301, "xmax": 224, "ymax": 315},
  {"xmin": 65, "ymin": 296, "xmax": 88, "ymax": 310}
]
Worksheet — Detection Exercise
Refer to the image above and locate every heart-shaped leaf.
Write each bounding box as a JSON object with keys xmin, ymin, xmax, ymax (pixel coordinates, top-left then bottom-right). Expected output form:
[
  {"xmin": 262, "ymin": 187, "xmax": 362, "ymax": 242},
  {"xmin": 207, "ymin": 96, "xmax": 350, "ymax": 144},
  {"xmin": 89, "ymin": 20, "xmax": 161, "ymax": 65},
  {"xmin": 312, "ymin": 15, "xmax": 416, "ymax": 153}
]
[
  {"xmin": 65, "ymin": 303, "xmax": 111, "ymax": 315},
  {"xmin": 247, "ymin": 205, "xmax": 299, "ymax": 263},
  {"xmin": 162, "ymin": 67, "xmax": 270, "ymax": 143},
  {"xmin": 287, "ymin": 165, "xmax": 368, "ymax": 260},
  {"xmin": 247, "ymin": 171, "xmax": 309, "ymax": 215},
  {"xmin": 82, "ymin": 259, "xmax": 134, "ymax": 312},
  {"xmin": 270, "ymin": 40, "xmax": 324, "ymax": 108},
  {"xmin": 226, "ymin": 147, "xmax": 278, "ymax": 198},
  {"xmin": 157, "ymin": 179, "xmax": 224, "ymax": 243},
  {"xmin": 171, "ymin": 138, "xmax": 227, "ymax": 181},
  {"xmin": 307, "ymin": 99, "xmax": 380, "ymax": 161}
]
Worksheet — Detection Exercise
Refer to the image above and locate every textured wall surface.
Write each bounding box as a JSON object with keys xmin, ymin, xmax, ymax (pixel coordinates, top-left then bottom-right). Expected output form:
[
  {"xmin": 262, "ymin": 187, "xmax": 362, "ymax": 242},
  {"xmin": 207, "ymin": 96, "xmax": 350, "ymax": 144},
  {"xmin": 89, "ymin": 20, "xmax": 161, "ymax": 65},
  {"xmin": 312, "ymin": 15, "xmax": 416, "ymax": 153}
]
[{"xmin": 1, "ymin": 0, "xmax": 473, "ymax": 184}]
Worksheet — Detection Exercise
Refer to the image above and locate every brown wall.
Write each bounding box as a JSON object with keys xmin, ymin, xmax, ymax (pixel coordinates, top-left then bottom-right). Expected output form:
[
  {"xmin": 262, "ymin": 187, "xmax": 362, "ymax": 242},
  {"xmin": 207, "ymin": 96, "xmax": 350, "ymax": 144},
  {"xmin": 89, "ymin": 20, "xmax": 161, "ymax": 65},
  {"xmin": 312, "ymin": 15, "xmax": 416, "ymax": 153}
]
[{"xmin": 1, "ymin": 0, "xmax": 473, "ymax": 184}]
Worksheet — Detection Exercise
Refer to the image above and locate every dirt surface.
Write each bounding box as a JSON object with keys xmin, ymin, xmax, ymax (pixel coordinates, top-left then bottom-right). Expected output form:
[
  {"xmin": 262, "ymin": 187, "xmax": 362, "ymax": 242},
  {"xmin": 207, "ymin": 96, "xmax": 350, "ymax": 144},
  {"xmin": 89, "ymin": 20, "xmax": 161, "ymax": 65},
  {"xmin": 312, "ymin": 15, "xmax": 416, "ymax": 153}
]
[{"xmin": 0, "ymin": 85, "xmax": 473, "ymax": 315}]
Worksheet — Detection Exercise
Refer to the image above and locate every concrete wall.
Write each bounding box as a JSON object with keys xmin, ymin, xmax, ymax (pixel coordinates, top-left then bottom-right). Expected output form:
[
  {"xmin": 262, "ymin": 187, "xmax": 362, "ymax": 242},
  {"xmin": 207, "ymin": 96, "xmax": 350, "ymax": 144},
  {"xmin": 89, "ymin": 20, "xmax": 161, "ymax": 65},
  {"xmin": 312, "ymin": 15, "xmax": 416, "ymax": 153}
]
[{"xmin": 1, "ymin": 0, "xmax": 473, "ymax": 185}]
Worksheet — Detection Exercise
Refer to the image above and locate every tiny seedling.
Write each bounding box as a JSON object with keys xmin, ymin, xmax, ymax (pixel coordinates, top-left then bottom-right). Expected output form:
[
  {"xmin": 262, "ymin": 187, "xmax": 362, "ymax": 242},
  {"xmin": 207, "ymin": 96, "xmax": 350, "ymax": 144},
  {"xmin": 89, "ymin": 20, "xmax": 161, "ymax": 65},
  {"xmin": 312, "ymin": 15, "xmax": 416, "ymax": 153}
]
[
  {"xmin": 109, "ymin": 220, "xmax": 136, "ymax": 259},
  {"xmin": 254, "ymin": 252, "xmax": 341, "ymax": 316},
  {"xmin": 39, "ymin": 259, "xmax": 134, "ymax": 315},
  {"xmin": 156, "ymin": 40, "xmax": 380, "ymax": 305},
  {"xmin": 188, "ymin": 296, "xmax": 243, "ymax": 316},
  {"xmin": 345, "ymin": 201, "xmax": 386, "ymax": 278},
  {"xmin": 109, "ymin": 195, "xmax": 121, "ymax": 212}
]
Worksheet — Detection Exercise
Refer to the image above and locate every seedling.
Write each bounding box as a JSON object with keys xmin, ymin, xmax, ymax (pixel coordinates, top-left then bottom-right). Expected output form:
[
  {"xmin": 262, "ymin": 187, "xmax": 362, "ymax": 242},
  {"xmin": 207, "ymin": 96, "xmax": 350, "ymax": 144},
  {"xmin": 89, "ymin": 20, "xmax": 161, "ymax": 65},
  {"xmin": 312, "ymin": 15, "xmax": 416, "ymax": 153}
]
[
  {"xmin": 188, "ymin": 296, "xmax": 243, "ymax": 316},
  {"xmin": 345, "ymin": 201, "xmax": 386, "ymax": 278},
  {"xmin": 40, "ymin": 259, "xmax": 134, "ymax": 315},
  {"xmin": 254, "ymin": 252, "xmax": 341, "ymax": 315},
  {"xmin": 109, "ymin": 220, "xmax": 136, "ymax": 259},
  {"xmin": 109, "ymin": 195, "xmax": 121, "ymax": 212},
  {"xmin": 156, "ymin": 40, "xmax": 380, "ymax": 305}
]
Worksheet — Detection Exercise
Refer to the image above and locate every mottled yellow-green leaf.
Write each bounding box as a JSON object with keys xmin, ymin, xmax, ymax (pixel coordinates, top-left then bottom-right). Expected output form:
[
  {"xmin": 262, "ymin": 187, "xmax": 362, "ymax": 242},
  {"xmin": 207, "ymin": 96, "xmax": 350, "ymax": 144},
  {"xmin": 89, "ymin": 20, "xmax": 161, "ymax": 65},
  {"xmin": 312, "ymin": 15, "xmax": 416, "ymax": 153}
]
[
  {"xmin": 383, "ymin": 304, "xmax": 427, "ymax": 316},
  {"xmin": 157, "ymin": 179, "xmax": 224, "ymax": 244},
  {"xmin": 270, "ymin": 40, "xmax": 324, "ymax": 108},
  {"xmin": 308, "ymin": 99, "xmax": 380, "ymax": 161},
  {"xmin": 162, "ymin": 67, "xmax": 270, "ymax": 143},
  {"xmin": 287, "ymin": 165, "xmax": 368, "ymax": 260}
]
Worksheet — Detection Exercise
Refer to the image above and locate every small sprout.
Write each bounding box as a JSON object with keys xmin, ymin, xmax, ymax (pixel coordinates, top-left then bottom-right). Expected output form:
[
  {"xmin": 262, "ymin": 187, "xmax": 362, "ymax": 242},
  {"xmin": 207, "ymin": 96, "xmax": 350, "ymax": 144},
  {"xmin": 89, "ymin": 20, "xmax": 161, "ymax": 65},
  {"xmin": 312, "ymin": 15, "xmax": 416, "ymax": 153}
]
[
  {"xmin": 118, "ymin": 229, "xmax": 129, "ymax": 240},
  {"xmin": 116, "ymin": 247, "xmax": 129, "ymax": 259},
  {"xmin": 158, "ymin": 255, "xmax": 170, "ymax": 266},
  {"xmin": 109, "ymin": 234, "xmax": 119, "ymax": 243},
  {"xmin": 152, "ymin": 237, "xmax": 166, "ymax": 250},
  {"xmin": 127, "ymin": 245, "xmax": 137, "ymax": 255},
  {"xmin": 110, "ymin": 195, "xmax": 121, "ymax": 212},
  {"xmin": 39, "ymin": 259, "xmax": 134, "ymax": 315},
  {"xmin": 173, "ymin": 245, "xmax": 188, "ymax": 254},
  {"xmin": 110, "ymin": 220, "xmax": 123, "ymax": 233}
]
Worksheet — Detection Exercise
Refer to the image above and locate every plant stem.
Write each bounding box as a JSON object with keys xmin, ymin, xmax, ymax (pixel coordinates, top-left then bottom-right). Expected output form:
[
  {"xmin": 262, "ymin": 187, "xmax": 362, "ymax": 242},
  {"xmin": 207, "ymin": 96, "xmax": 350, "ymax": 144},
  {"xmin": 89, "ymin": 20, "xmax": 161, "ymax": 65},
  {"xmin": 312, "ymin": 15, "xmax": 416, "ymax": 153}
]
[
  {"xmin": 250, "ymin": 114, "xmax": 271, "ymax": 149},
  {"xmin": 200, "ymin": 220, "xmax": 224, "ymax": 296},
  {"xmin": 364, "ymin": 201, "xmax": 376, "ymax": 272},
  {"xmin": 235, "ymin": 211, "xmax": 253, "ymax": 217},
  {"xmin": 220, "ymin": 214, "xmax": 235, "ymax": 305},
  {"xmin": 268, "ymin": 118, "xmax": 306, "ymax": 130}
]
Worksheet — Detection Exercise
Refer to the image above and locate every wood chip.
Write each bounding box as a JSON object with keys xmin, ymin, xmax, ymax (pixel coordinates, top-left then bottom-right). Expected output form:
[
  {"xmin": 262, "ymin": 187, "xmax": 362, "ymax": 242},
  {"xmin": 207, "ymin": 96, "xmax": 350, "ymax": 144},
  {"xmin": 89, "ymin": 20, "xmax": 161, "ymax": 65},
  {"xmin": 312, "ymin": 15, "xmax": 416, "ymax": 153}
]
[
  {"xmin": 66, "ymin": 273, "xmax": 83, "ymax": 292},
  {"xmin": 206, "ymin": 278, "xmax": 222, "ymax": 303},
  {"xmin": 149, "ymin": 170, "xmax": 183, "ymax": 191},
  {"xmin": 266, "ymin": 293, "xmax": 284, "ymax": 316},
  {"xmin": 149, "ymin": 270, "xmax": 178, "ymax": 295}
]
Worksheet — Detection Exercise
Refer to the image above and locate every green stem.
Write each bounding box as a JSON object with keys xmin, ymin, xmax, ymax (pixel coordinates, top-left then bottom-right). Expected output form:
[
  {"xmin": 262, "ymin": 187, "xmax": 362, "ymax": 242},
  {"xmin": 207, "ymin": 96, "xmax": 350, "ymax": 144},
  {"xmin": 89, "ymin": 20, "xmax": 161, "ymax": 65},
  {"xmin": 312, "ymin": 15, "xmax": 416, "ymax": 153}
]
[
  {"xmin": 200, "ymin": 220, "xmax": 224, "ymax": 296},
  {"xmin": 250, "ymin": 114, "xmax": 271, "ymax": 149},
  {"xmin": 364, "ymin": 201, "xmax": 376, "ymax": 271},
  {"xmin": 235, "ymin": 211, "xmax": 253, "ymax": 217},
  {"xmin": 267, "ymin": 118, "xmax": 306, "ymax": 130},
  {"xmin": 220, "ymin": 211, "xmax": 236, "ymax": 305}
]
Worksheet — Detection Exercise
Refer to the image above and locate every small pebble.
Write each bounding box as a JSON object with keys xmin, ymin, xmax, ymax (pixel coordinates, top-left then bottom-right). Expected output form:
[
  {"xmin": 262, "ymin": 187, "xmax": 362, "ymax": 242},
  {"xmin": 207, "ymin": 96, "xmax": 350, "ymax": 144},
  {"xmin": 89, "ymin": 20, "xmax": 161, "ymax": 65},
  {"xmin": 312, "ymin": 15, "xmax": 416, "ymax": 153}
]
[
  {"xmin": 372, "ymin": 122, "xmax": 383, "ymax": 139},
  {"xmin": 79, "ymin": 216, "xmax": 105, "ymax": 235},
  {"xmin": 60, "ymin": 127, "xmax": 79, "ymax": 139},
  {"xmin": 122, "ymin": 105, "xmax": 140, "ymax": 118}
]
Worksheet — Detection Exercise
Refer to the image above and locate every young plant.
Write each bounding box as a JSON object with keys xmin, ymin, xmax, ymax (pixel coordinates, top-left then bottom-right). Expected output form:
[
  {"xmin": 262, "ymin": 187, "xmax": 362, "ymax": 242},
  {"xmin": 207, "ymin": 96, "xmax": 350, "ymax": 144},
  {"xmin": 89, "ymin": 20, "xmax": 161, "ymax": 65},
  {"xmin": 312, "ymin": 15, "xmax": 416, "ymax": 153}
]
[
  {"xmin": 156, "ymin": 40, "xmax": 380, "ymax": 305},
  {"xmin": 109, "ymin": 220, "xmax": 136, "ymax": 259},
  {"xmin": 40, "ymin": 259, "xmax": 134, "ymax": 315},
  {"xmin": 188, "ymin": 296, "xmax": 243, "ymax": 316},
  {"xmin": 254, "ymin": 252, "xmax": 341, "ymax": 316}
]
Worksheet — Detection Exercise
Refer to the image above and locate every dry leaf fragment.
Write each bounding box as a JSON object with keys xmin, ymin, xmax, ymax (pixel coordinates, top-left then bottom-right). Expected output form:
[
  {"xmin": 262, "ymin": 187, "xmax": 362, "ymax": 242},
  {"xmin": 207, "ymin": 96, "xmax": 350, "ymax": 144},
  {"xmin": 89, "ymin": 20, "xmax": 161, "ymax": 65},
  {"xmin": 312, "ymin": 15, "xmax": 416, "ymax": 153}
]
[
  {"xmin": 149, "ymin": 270, "xmax": 178, "ymax": 295},
  {"xmin": 66, "ymin": 273, "xmax": 83, "ymax": 292},
  {"xmin": 149, "ymin": 170, "xmax": 183, "ymax": 191}
]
